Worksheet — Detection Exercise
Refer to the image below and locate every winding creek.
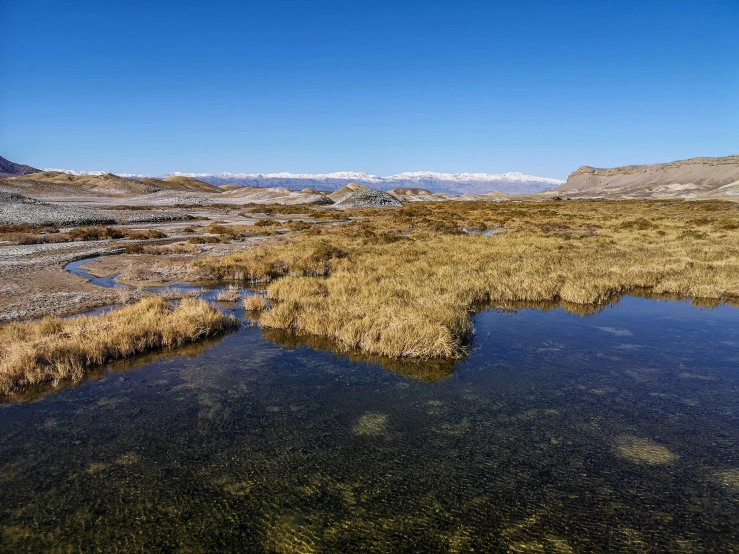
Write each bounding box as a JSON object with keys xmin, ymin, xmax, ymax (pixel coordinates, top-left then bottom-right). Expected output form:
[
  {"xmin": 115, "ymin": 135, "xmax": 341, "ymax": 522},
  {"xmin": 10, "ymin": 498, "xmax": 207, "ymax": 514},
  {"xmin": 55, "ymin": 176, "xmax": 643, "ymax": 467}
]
[{"xmin": 1, "ymin": 264, "xmax": 739, "ymax": 551}]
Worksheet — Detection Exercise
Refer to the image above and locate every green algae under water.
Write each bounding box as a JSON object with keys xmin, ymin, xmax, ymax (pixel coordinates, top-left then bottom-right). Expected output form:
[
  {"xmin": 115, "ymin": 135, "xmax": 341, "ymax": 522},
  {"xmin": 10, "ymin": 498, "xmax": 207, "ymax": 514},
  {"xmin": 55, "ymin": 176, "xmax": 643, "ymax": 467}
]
[{"xmin": 2, "ymin": 297, "xmax": 739, "ymax": 553}]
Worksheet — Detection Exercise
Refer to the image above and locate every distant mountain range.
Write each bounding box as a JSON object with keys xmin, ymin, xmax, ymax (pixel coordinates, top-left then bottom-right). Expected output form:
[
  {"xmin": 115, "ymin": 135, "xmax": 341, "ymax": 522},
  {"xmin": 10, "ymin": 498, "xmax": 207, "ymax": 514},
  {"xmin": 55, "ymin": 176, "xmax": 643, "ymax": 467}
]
[
  {"xmin": 0, "ymin": 156, "xmax": 40, "ymax": 176},
  {"xmin": 41, "ymin": 169, "xmax": 564, "ymax": 195},
  {"xmin": 9, "ymin": 153, "xmax": 739, "ymax": 199}
]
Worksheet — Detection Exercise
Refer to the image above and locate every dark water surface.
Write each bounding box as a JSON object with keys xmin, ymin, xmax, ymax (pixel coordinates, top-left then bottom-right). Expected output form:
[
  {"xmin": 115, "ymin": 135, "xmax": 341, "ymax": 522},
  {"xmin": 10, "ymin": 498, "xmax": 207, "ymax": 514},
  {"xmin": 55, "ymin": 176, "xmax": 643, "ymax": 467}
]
[{"xmin": 2, "ymin": 297, "xmax": 739, "ymax": 552}]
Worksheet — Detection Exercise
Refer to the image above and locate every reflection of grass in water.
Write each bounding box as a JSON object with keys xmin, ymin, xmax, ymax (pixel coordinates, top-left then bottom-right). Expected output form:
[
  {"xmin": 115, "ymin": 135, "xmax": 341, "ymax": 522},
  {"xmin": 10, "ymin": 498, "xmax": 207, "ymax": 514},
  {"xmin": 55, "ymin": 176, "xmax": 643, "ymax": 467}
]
[
  {"xmin": 483, "ymin": 297, "xmax": 615, "ymax": 317},
  {"xmin": 0, "ymin": 298, "xmax": 237, "ymax": 397},
  {"xmin": 261, "ymin": 328, "xmax": 456, "ymax": 382},
  {"xmin": 615, "ymin": 435, "xmax": 679, "ymax": 465},
  {"xmin": 0, "ymin": 334, "xmax": 225, "ymax": 405}
]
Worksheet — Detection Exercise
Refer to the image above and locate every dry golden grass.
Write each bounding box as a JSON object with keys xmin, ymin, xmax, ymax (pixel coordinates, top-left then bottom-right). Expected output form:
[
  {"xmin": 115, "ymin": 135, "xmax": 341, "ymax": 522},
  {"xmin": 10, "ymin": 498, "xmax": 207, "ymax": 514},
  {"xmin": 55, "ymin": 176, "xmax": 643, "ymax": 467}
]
[
  {"xmin": 0, "ymin": 298, "xmax": 237, "ymax": 395},
  {"xmin": 195, "ymin": 200, "xmax": 739, "ymax": 359},
  {"xmin": 216, "ymin": 285, "xmax": 242, "ymax": 302},
  {"xmin": 243, "ymin": 294, "xmax": 269, "ymax": 311},
  {"xmin": 0, "ymin": 225, "xmax": 172, "ymax": 245}
]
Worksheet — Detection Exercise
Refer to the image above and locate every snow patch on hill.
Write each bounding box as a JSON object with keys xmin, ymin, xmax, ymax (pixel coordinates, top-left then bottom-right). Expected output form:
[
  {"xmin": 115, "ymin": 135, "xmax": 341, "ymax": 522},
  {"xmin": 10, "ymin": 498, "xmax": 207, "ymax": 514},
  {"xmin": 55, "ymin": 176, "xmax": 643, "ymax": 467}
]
[{"xmin": 43, "ymin": 169, "xmax": 564, "ymax": 195}]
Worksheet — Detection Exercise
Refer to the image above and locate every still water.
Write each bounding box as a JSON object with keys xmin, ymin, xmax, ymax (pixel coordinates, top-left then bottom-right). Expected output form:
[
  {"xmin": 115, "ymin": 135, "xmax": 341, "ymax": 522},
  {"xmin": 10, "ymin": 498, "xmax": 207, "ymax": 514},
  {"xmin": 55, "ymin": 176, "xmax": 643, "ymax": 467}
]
[{"xmin": 1, "ymin": 297, "xmax": 739, "ymax": 552}]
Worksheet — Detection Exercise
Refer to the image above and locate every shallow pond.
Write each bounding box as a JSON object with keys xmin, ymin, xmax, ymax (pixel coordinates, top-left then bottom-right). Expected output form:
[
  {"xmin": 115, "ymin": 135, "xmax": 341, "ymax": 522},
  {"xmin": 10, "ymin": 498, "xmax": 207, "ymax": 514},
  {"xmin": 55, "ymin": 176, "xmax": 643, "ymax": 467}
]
[{"xmin": 1, "ymin": 297, "xmax": 739, "ymax": 552}]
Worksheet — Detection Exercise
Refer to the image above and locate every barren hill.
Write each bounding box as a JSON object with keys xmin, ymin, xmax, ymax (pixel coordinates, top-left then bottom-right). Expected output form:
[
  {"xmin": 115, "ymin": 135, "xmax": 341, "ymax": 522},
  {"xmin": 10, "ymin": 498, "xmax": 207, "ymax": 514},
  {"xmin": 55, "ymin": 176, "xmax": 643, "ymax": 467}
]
[
  {"xmin": 159, "ymin": 175, "xmax": 221, "ymax": 192},
  {"xmin": 388, "ymin": 187, "xmax": 433, "ymax": 196},
  {"xmin": 6, "ymin": 171, "xmax": 220, "ymax": 196},
  {"xmin": 556, "ymin": 155, "xmax": 739, "ymax": 199},
  {"xmin": 0, "ymin": 156, "xmax": 40, "ymax": 176}
]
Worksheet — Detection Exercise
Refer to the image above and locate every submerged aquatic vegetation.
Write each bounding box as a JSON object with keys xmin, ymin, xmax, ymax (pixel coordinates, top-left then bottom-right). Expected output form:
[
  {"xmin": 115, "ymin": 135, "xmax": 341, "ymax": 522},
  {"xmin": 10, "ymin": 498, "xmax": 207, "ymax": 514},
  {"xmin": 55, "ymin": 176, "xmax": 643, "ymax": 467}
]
[
  {"xmin": 0, "ymin": 297, "xmax": 237, "ymax": 395},
  {"xmin": 194, "ymin": 200, "xmax": 739, "ymax": 359}
]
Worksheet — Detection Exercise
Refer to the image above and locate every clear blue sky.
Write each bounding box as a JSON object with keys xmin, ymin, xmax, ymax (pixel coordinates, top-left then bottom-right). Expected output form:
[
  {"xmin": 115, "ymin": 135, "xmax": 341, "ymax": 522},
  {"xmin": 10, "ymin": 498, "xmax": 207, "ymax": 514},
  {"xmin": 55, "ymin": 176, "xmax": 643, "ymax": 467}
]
[{"xmin": 1, "ymin": 0, "xmax": 737, "ymax": 179}]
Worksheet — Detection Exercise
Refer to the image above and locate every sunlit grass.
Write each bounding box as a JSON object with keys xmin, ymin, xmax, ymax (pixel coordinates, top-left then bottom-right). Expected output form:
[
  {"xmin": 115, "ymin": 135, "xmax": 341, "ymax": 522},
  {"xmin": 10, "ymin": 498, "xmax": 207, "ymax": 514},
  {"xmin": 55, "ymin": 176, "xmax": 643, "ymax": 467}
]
[
  {"xmin": 195, "ymin": 200, "xmax": 739, "ymax": 359},
  {"xmin": 0, "ymin": 298, "xmax": 237, "ymax": 394}
]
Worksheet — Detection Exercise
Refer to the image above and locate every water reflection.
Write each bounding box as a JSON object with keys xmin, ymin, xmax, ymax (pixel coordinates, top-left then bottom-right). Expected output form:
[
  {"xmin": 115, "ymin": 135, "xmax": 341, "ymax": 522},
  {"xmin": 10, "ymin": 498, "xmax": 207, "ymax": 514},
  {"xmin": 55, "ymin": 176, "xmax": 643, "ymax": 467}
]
[
  {"xmin": 261, "ymin": 328, "xmax": 457, "ymax": 382},
  {"xmin": 0, "ymin": 337, "xmax": 226, "ymax": 405},
  {"xmin": 1, "ymin": 297, "xmax": 739, "ymax": 552}
]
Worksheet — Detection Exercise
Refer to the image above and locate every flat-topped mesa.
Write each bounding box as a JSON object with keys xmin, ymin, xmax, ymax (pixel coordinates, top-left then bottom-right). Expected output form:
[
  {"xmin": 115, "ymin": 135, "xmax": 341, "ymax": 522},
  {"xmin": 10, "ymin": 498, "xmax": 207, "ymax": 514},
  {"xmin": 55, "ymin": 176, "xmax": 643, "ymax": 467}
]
[{"xmin": 558, "ymin": 155, "xmax": 739, "ymax": 199}]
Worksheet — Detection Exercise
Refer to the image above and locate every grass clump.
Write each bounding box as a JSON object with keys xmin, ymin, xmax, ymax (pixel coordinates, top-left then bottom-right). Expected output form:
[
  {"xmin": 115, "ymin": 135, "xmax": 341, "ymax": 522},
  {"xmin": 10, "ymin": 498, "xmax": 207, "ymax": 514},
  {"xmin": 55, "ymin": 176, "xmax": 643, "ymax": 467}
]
[
  {"xmin": 68, "ymin": 226, "xmax": 125, "ymax": 241},
  {"xmin": 216, "ymin": 285, "xmax": 242, "ymax": 302},
  {"xmin": 126, "ymin": 229, "xmax": 167, "ymax": 240},
  {"xmin": 243, "ymin": 294, "xmax": 269, "ymax": 311},
  {"xmin": 285, "ymin": 220, "xmax": 312, "ymax": 231},
  {"xmin": 0, "ymin": 298, "xmax": 237, "ymax": 395},
  {"xmin": 0, "ymin": 225, "xmax": 170, "ymax": 245}
]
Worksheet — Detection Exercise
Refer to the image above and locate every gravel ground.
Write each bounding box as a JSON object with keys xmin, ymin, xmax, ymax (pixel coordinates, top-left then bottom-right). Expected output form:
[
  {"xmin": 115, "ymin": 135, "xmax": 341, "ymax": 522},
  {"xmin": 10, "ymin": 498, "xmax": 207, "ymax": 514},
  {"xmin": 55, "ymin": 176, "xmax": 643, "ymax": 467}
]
[
  {"xmin": 333, "ymin": 189, "xmax": 403, "ymax": 208},
  {"xmin": 0, "ymin": 241, "xmax": 127, "ymax": 322},
  {"xmin": 0, "ymin": 192, "xmax": 115, "ymax": 226},
  {"xmin": 0, "ymin": 192, "xmax": 194, "ymax": 226}
]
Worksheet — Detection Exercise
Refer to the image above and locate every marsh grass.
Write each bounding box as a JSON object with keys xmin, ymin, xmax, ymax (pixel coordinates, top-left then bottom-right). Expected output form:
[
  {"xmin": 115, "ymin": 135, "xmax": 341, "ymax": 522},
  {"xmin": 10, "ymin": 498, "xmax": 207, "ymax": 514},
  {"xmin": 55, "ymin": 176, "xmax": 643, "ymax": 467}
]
[
  {"xmin": 156, "ymin": 287, "xmax": 204, "ymax": 300},
  {"xmin": 0, "ymin": 225, "xmax": 169, "ymax": 245},
  {"xmin": 243, "ymin": 294, "xmax": 269, "ymax": 311},
  {"xmin": 195, "ymin": 200, "xmax": 739, "ymax": 359},
  {"xmin": 216, "ymin": 285, "xmax": 242, "ymax": 302},
  {"xmin": 0, "ymin": 298, "xmax": 237, "ymax": 395},
  {"xmin": 248, "ymin": 204, "xmax": 349, "ymax": 220},
  {"xmin": 201, "ymin": 223, "xmax": 277, "ymax": 242}
]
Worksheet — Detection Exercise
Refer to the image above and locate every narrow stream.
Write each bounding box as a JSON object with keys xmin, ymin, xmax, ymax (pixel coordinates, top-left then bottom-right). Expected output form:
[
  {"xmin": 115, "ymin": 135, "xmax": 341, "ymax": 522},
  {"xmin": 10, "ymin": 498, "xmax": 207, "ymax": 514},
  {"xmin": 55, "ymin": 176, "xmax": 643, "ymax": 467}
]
[
  {"xmin": 65, "ymin": 256, "xmax": 222, "ymax": 298},
  {"xmin": 65, "ymin": 257, "xmax": 129, "ymax": 289}
]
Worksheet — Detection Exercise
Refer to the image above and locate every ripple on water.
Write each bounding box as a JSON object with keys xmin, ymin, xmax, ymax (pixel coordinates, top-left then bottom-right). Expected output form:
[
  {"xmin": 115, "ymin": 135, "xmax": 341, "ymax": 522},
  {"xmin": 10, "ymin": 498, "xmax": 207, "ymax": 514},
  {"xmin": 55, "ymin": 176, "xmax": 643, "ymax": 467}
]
[{"xmin": 0, "ymin": 296, "xmax": 738, "ymax": 551}]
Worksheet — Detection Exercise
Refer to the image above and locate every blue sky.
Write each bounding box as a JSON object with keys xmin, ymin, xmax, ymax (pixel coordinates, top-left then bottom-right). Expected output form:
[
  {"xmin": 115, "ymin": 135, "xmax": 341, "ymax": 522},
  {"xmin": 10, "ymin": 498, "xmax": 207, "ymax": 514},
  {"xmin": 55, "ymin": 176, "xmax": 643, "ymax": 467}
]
[{"xmin": 1, "ymin": 0, "xmax": 737, "ymax": 179}]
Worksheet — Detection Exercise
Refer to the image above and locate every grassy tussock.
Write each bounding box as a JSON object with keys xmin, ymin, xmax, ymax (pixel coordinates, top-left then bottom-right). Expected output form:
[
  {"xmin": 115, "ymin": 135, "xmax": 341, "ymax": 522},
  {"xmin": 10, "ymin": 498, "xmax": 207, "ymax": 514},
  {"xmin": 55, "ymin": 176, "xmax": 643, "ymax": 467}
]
[
  {"xmin": 243, "ymin": 294, "xmax": 269, "ymax": 311},
  {"xmin": 194, "ymin": 239, "xmax": 347, "ymax": 282},
  {"xmin": 0, "ymin": 298, "xmax": 237, "ymax": 395},
  {"xmin": 216, "ymin": 285, "xmax": 242, "ymax": 302},
  {"xmin": 195, "ymin": 200, "xmax": 739, "ymax": 359},
  {"xmin": 0, "ymin": 225, "xmax": 171, "ymax": 245}
]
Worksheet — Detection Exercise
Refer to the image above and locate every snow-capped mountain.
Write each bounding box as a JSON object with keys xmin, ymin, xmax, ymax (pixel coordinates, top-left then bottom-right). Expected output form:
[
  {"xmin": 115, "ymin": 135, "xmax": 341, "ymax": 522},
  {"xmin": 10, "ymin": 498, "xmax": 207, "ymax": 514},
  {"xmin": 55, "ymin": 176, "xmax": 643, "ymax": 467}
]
[
  {"xmin": 43, "ymin": 168, "xmax": 109, "ymax": 176},
  {"xmin": 167, "ymin": 171, "xmax": 563, "ymax": 195},
  {"xmin": 42, "ymin": 169, "xmax": 563, "ymax": 195}
]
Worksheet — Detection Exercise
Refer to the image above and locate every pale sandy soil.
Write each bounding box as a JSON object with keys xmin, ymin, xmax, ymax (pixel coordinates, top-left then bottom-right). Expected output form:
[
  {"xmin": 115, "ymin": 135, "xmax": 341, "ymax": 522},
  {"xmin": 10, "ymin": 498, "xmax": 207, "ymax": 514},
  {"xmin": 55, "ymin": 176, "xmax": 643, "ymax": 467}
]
[
  {"xmin": 0, "ymin": 242, "xmax": 125, "ymax": 321},
  {"xmin": 0, "ymin": 200, "xmax": 338, "ymax": 322}
]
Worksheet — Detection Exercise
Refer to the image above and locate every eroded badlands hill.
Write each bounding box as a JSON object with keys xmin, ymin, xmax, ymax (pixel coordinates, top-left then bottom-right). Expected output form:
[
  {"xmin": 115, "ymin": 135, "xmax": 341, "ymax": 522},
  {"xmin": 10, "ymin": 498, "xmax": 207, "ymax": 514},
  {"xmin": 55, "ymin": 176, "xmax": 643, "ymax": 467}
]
[{"xmin": 556, "ymin": 155, "xmax": 739, "ymax": 199}]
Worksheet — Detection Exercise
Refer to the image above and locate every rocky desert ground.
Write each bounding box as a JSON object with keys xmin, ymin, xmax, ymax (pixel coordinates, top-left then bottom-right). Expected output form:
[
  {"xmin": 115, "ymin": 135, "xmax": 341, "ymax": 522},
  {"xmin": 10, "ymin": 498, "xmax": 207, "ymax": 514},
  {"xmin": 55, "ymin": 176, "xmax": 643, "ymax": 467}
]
[{"xmin": 0, "ymin": 172, "xmax": 357, "ymax": 322}]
